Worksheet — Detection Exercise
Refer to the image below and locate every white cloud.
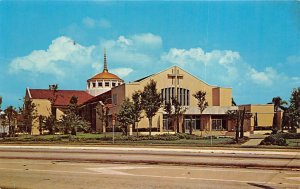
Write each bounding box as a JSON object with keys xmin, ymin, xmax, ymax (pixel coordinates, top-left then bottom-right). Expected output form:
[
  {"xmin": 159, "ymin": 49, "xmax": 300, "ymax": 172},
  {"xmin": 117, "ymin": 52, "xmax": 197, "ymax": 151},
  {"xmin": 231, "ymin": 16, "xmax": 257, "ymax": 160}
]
[
  {"xmin": 110, "ymin": 68, "xmax": 133, "ymax": 78},
  {"xmin": 6, "ymin": 33, "xmax": 299, "ymax": 106},
  {"xmin": 9, "ymin": 36, "xmax": 97, "ymax": 77},
  {"xmin": 82, "ymin": 17, "xmax": 111, "ymax": 29},
  {"xmin": 219, "ymin": 51, "xmax": 240, "ymax": 65},
  {"xmin": 161, "ymin": 48, "xmax": 240, "ymax": 66},
  {"xmin": 9, "ymin": 33, "xmax": 295, "ymax": 93},
  {"xmin": 99, "ymin": 18, "xmax": 111, "ymax": 29},
  {"xmin": 160, "ymin": 48, "xmax": 244, "ymax": 85},
  {"xmin": 248, "ymin": 67, "xmax": 278, "ymax": 86},
  {"xmin": 101, "ymin": 33, "xmax": 162, "ymax": 66},
  {"xmin": 117, "ymin": 36, "xmax": 132, "ymax": 47},
  {"xmin": 160, "ymin": 47, "xmax": 291, "ymax": 87},
  {"xmin": 131, "ymin": 33, "xmax": 162, "ymax": 49},
  {"xmin": 82, "ymin": 17, "xmax": 96, "ymax": 28},
  {"xmin": 292, "ymin": 77, "xmax": 300, "ymax": 84}
]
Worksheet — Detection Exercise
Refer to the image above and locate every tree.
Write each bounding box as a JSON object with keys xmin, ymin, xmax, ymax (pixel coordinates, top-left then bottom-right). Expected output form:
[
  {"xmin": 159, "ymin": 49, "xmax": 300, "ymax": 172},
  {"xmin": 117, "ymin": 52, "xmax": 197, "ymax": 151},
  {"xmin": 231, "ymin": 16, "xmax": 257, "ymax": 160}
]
[
  {"xmin": 116, "ymin": 98, "xmax": 135, "ymax": 135},
  {"xmin": 0, "ymin": 96, "xmax": 2, "ymax": 110},
  {"xmin": 163, "ymin": 101, "xmax": 173, "ymax": 133},
  {"xmin": 132, "ymin": 91, "xmax": 143, "ymax": 136},
  {"xmin": 96, "ymin": 102, "xmax": 109, "ymax": 134},
  {"xmin": 4, "ymin": 106, "xmax": 17, "ymax": 137},
  {"xmin": 172, "ymin": 97, "xmax": 186, "ymax": 133},
  {"xmin": 226, "ymin": 109, "xmax": 252, "ymax": 143},
  {"xmin": 38, "ymin": 115, "xmax": 45, "ymax": 135},
  {"xmin": 232, "ymin": 98, "xmax": 237, "ymax": 106},
  {"xmin": 141, "ymin": 80, "xmax": 162, "ymax": 136},
  {"xmin": 271, "ymin": 96, "xmax": 288, "ymax": 131},
  {"xmin": 193, "ymin": 90, "xmax": 208, "ymax": 134},
  {"xmin": 288, "ymin": 87, "xmax": 300, "ymax": 131},
  {"xmin": 23, "ymin": 99, "xmax": 38, "ymax": 134},
  {"xmin": 44, "ymin": 115, "xmax": 57, "ymax": 135},
  {"xmin": 59, "ymin": 96, "xmax": 89, "ymax": 135},
  {"xmin": 48, "ymin": 84, "xmax": 59, "ymax": 115}
]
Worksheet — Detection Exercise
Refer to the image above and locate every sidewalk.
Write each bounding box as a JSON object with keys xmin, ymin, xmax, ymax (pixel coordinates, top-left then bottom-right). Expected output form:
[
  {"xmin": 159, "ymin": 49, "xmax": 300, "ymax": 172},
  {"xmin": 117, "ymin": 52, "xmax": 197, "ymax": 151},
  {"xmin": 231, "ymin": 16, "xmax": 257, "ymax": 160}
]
[
  {"xmin": 0, "ymin": 145, "xmax": 299, "ymax": 170},
  {"xmin": 0, "ymin": 145, "xmax": 299, "ymax": 156},
  {"xmin": 241, "ymin": 139, "xmax": 264, "ymax": 147},
  {"xmin": 241, "ymin": 133, "xmax": 267, "ymax": 147}
]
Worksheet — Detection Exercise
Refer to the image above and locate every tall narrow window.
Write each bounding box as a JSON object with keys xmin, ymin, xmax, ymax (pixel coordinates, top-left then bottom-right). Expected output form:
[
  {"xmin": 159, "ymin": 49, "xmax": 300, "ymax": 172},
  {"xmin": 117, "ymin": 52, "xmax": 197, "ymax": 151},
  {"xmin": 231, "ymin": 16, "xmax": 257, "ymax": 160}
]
[
  {"xmin": 177, "ymin": 88, "xmax": 180, "ymax": 103},
  {"xmin": 187, "ymin": 90, "xmax": 190, "ymax": 106},
  {"xmin": 171, "ymin": 87, "xmax": 175, "ymax": 100},
  {"xmin": 168, "ymin": 88, "xmax": 171, "ymax": 104},
  {"xmin": 183, "ymin": 89, "xmax": 186, "ymax": 106},
  {"xmin": 161, "ymin": 89, "xmax": 164, "ymax": 104},
  {"xmin": 166, "ymin": 88, "xmax": 169, "ymax": 104}
]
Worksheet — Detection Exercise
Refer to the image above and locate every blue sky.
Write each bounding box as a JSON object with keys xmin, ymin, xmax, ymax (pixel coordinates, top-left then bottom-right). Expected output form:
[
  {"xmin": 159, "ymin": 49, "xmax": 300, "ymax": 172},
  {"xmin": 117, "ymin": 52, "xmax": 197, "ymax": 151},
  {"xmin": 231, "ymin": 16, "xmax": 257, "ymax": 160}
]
[{"xmin": 0, "ymin": 1, "xmax": 300, "ymax": 108}]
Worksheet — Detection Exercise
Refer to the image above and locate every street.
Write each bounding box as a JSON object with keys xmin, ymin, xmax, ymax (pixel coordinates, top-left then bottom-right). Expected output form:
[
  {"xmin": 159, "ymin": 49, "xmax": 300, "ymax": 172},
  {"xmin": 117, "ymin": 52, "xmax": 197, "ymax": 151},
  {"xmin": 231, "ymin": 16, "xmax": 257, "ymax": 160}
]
[{"xmin": 0, "ymin": 146, "xmax": 299, "ymax": 188}]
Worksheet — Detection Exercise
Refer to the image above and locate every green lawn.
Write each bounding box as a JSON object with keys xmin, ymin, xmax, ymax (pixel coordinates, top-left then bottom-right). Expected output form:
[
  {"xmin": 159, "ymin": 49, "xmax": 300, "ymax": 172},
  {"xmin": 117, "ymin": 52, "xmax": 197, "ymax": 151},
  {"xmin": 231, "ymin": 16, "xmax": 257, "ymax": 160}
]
[
  {"xmin": 287, "ymin": 139, "xmax": 300, "ymax": 147},
  {"xmin": 1, "ymin": 133, "xmax": 234, "ymax": 146}
]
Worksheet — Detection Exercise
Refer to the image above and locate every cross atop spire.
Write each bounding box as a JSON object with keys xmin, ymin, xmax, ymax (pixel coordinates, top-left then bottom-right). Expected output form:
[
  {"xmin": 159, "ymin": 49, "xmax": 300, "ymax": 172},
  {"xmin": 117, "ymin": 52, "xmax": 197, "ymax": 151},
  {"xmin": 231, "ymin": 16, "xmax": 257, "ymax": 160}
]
[{"xmin": 103, "ymin": 48, "xmax": 108, "ymax": 73}]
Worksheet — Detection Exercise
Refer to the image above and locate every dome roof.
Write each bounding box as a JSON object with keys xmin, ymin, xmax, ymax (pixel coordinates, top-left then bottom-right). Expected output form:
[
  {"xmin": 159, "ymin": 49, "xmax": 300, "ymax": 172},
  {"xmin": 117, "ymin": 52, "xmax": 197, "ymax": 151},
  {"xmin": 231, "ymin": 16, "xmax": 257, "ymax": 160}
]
[
  {"xmin": 88, "ymin": 71, "xmax": 122, "ymax": 81},
  {"xmin": 87, "ymin": 49, "xmax": 123, "ymax": 82}
]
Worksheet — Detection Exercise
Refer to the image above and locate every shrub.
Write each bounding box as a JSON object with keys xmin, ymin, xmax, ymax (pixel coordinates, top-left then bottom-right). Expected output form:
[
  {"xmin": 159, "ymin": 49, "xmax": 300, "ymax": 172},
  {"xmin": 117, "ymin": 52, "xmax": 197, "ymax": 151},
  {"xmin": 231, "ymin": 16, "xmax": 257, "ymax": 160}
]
[{"xmin": 260, "ymin": 135, "xmax": 287, "ymax": 146}]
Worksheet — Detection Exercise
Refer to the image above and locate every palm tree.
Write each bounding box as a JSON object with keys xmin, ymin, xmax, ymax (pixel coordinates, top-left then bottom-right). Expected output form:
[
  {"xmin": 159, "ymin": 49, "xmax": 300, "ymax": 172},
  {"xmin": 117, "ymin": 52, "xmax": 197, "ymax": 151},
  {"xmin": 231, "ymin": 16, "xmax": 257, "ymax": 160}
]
[
  {"xmin": 272, "ymin": 96, "xmax": 288, "ymax": 131},
  {"xmin": 272, "ymin": 97, "xmax": 288, "ymax": 112},
  {"xmin": 4, "ymin": 106, "xmax": 17, "ymax": 137}
]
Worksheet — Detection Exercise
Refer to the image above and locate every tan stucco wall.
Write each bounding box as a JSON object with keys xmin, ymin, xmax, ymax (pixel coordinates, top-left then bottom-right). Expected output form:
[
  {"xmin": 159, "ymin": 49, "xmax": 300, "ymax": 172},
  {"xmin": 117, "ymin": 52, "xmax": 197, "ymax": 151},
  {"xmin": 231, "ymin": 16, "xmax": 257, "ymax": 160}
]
[
  {"xmin": 111, "ymin": 84, "xmax": 126, "ymax": 115},
  {"xmin": 56, "ymin": 108, "xmax": 64, "ymax": 120},
  {"xmin": 134, "ymin": 67, "xmax": 214, "ymax": 106},
  {"xmin": 212, "ymin": 87, "xmax": 232, "ymax": 106},
  {"xmin": 251, "ymin": 104, "xmax": 274, "ymax": 127},
  {"xmin": 31, "ymin": 99, "xmax": 51, "ymax": 135},
  {"xmin": 239, "ymin": 104, "xmax": 274, "ymax": 131},
  {"xmin": 219, "ymin": 88, "xmax": 232, "ymax": 106},
  {"xmin": 110, "ymin": 66, "xmax": 233, "ymax": 131}
]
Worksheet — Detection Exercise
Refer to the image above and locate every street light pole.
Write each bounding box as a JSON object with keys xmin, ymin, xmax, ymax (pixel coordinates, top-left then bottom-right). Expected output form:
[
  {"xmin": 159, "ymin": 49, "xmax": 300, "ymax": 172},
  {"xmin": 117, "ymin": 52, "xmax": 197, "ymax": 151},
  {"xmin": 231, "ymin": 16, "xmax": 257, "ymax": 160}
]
[{"xmin": 112, "ymin": 116, "xmax": 115, "ymax": 144}]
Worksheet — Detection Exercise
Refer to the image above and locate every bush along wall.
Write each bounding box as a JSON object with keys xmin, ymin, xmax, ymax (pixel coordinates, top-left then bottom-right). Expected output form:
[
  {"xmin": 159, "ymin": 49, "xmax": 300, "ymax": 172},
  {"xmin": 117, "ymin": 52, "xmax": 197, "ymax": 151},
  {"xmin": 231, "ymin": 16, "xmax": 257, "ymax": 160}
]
[{"xmin": 260, "ymin": 133, "xmax": 300, "ymax": 146}]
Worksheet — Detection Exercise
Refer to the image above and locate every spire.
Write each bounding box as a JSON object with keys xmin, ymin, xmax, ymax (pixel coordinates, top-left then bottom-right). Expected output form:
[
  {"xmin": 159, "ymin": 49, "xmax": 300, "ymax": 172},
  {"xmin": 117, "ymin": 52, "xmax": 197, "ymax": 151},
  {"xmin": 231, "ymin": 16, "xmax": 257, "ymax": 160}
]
[{"xmin": 103, "ymin": 48, "xmax": 108, "ymax": 72}]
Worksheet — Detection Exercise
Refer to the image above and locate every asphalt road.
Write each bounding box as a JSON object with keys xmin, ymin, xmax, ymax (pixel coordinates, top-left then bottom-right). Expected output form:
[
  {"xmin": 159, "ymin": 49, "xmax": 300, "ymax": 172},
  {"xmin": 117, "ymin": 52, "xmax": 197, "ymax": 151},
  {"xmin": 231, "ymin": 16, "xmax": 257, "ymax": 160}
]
[{"xmin": 0, "ymin": 146, "xmax": 299, "ymax": 188}]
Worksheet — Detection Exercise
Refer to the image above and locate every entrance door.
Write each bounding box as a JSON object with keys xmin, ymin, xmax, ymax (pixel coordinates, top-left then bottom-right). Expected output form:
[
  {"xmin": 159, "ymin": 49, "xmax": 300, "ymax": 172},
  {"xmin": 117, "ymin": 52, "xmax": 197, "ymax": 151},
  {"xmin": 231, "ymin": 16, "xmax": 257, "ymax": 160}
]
[{"xmin": 184, "ymin": 119, "xmax": 196, "ymax": 133}]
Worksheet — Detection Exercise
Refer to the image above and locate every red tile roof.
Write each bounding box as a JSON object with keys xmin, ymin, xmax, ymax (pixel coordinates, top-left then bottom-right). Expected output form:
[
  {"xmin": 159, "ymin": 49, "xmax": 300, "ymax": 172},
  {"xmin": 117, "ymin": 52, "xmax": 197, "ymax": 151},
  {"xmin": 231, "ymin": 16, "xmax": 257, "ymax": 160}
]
[
  {"xmin": 27, "ymin": 89, "xmax": 93, "ymax": 106},
  {"xmin": 81, "ymin": 90, "xmax": 112, "ymax": 106}
]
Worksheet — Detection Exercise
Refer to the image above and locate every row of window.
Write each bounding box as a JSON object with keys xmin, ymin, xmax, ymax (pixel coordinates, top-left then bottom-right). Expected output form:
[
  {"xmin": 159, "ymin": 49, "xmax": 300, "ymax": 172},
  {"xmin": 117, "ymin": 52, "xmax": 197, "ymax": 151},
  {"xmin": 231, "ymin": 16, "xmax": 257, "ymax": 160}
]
[
  {"xmin": 162, "ymin": 116, "xmax": 228, "ymax": 132},
  {"xmin": 161, "ymin": 87, "xmax": 190, "ymax": 106},
  {"xmin": 90, "ymin": 81, "xmax": 119, "ymax": 88}
]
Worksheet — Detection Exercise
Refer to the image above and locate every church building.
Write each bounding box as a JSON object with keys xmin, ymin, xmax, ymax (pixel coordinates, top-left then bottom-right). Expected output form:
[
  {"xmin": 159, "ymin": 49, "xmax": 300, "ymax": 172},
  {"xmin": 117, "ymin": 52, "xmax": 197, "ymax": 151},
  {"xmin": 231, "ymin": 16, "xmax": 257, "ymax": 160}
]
[
  {"xmin": 25, "ymin": 50, "xmax": 276, "ymax": 135},
  {"xmin": 109, "ymin": 66, "xmax": 239, "ymax": 135}
]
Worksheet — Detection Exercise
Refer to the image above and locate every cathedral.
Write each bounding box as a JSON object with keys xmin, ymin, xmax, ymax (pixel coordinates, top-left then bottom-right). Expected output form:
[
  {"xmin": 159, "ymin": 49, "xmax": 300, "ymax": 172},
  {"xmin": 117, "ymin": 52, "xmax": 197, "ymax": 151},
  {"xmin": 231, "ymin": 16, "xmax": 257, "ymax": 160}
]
[{"xmin": 25, "ymin": 50, "xmax": 276, "ymax": 135}]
